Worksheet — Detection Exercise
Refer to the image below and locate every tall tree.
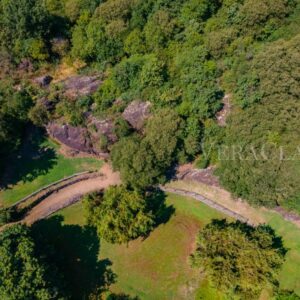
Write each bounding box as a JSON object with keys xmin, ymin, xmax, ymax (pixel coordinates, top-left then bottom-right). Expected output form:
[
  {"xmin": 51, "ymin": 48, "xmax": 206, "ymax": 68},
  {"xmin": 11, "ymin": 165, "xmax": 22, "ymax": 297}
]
[
  {"xmin": 0, "ymin": 224, "xmax": 64, "ymax": 300},
  {"xmin": 191, "ymin": 220, "xmax": 286, "ymax": 299},
  {"xmin": 84, "ymin": 186, "xmax": 155, "ymax": 244}
]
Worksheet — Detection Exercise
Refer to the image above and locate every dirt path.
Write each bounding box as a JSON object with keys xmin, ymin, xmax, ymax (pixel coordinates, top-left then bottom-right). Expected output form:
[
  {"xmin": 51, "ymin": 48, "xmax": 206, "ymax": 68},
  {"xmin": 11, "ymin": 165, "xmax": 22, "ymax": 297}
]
[{"xmin": 24, "ymin": 164, "xmax": 120, "ymax": 224}]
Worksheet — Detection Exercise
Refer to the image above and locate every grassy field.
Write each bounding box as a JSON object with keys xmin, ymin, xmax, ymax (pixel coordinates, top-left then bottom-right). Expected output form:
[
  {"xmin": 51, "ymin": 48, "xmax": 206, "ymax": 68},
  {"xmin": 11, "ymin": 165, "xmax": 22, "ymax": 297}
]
[
  {"xmin": 55, "ymin": 192, "xmax": 300, "ymax": 299},
  {"xmin": 166, "ymin": 180, "xmax": 300, "ymax": 296},
  {"xmin": 55, "ymin": 193, "xmax": 226, "ymax": 299},
  {"xmin": 0, "ymin": 132, "xmax": 102, "ymax": 207},
  {"xmin": 263, "ymin": 211, "xmax": 300, "ymax": 295}
]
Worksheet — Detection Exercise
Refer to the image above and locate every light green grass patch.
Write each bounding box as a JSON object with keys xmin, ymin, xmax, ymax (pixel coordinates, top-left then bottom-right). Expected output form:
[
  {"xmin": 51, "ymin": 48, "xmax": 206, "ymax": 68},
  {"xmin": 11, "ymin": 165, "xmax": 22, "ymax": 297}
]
[
  {"xmin": 57, "ymin": 193, "xmax": 226, "ymax": 299},
  {"xmin": 0, "ymin": 137, "xmax": 102, "ymax": 206},
  {"xmin": 55, "ymin": 193, "xmax": 300, "ymax": 298},
  {"xmin": 263, "ymin": 211, "xmax": 300, "ymax": 295}
]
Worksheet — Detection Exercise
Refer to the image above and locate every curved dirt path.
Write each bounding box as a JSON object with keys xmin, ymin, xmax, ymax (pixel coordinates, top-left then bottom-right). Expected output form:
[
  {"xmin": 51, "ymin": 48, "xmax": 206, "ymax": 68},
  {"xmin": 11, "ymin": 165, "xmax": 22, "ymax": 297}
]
[{"xmin": 24, "ymin": 164, "xmax": 120, "ymax": 224}]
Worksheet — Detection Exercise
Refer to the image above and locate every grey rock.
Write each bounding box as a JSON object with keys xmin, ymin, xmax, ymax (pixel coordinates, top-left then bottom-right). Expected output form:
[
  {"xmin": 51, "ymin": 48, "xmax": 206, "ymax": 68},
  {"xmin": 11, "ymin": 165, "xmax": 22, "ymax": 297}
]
[
  {"xmin": 34, "ymin": 75, "xmax": 53, "ymax": 87},
  {"xmin": 63, "ymin": 75, "xmax": 103, "ymax": 98},
  {"xmin": 122, "ymin": 100, "xmax": 151, "ymax": 130},
  {"xmin": 47, "ymin": 122, "xmax": 94, "ymax": 153}
]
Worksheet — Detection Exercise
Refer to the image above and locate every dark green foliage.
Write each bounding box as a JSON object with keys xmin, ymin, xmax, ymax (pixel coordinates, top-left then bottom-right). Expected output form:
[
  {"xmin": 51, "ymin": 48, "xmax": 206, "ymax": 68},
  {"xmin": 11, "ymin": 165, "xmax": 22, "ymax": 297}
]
[
  {"xmin": 217, "ymin": 99, "xmax": 300, "ymax": 208},
  {"xmin": 0, "ymin": 0, "xmax": 51, "ymax": 61},
  {"xmin": 111, "ymin": 109, "xmax": 197, "ymax": 189},
  {"xmin": 233, "ymin": 35, "xmax": 300, "ymax": 108},
  {"xmin": 0, "ymin": 86, "xmax": 33, "ymax": 173},
  {"xmin": 29, "ymin": 103, "xmax": 50, "ymax": 127},
  {"xmin": 107, "ymin": 294, "xmax": 139, "ymax": 300},
  {"xmin": 0, "ymin": 224, "xmax": 64, "ymax": 300},
  {"xmin": 113, "ymin": 117, "xmax": 132, "ymax": 139},
  {"xmin": 0, "ymin": 207, "xmax": 14, "ymax": 225},
  {"xmin": 276, "ymin": 290, "xmax": 300, "ymax": 300},
  {"xmin": 84, "ymin": 186, "xmax": 155, "ymax": 244},
  {"xmin": 191, "ymin": 220, "xmax": 286, "ymax": 299},
  {"xmin": 218, "ymin": 35, "xmax": 300, "ymax": 208},
  {"xmin": 111, "ymin": 136, "xmax": 163, "ymax": 190},
  {"xmin": 144, "ymin": 109, "xmax": 183, "ymax": 166}
]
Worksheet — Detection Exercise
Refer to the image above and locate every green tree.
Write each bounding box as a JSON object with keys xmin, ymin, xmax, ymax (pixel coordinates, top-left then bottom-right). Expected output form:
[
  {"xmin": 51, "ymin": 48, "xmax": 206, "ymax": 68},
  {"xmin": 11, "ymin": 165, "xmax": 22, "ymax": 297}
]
[
  {"xmin": 276, "ymin": 290, "xmax": 300, "ymax": 300},
  {"xmin": 111, "ymin": 136, "xmax": 163, "ymax": 189},
  {"xmin": 144, "ymin": 9, "xmax": 177, "ymax": 50},
  {"xmin": 0, "ymin": 224, "xmax": 63, "ymax": 300},
  {"xmin": 84, "ymin": 186, "xmax": 155, "ymax": 244},
  {"xmin": 144, "ymin": 108, "xmax": 183, "ymax": 166},
  {"xmin": 124, "ymin": 29, "xmax": 145, "ymax": 55},
  {"xmin": 191, "ymin": 220, "xmax": 286, "ymax": 299},
  {"xmin": 0, "ymin": 0, "xmax": 50, "ymax": 60}
]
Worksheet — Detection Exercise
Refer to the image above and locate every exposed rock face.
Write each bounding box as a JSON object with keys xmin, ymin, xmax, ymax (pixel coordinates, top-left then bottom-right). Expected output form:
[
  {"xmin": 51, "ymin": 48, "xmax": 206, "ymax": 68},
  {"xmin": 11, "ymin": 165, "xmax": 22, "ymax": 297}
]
[
  {"xmin": 34, "ymin": 75, "xmax": 53, "ymax": 87},
  {"xmin": 62, "ymin": 75, "xmax": 102, "ymax": 98},
  {"xmin": 18, "ymin": 59, "xmax": 33, "ymax": 72},
  {"xmin": 122, "ymin": 101, "xmax": 151, "ymax": 130},
  {"xmin": 39, "ymin": 97, "xmax": 55, "ymax": 111},
  {"xmin": 87, "ymin": 116, "xmax": 117, "ymax": 144},
  {"xmin": 177, "ymin": 165, "xmax": 220, "ymax": 187},
  {"xmin": 216, "ymin": 94, "xmax": 231, "ymax": 127},
  {"xmin": 47, "ymin": 116, "xmax": 117, "ymax": 155},
  {"xmin": 47, "ymin": 122, "xmax": 94, "ymax": 153}
]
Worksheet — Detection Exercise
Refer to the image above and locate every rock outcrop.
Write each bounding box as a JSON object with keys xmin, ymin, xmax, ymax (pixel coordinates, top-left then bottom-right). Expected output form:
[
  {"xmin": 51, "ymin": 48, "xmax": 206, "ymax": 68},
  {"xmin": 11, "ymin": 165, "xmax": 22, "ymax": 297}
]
[
  {"xmin": 216, "ymin": 94, "xmax": 231, "ymax": 126},
  {"xmin": 62, "ymin": 75, "xmax": 103, "ymax": 98},
  {"xmin": 122, "ymin": 100, "xmax": 151, "ymax": 130},
  {"xmin": 34, "ymin": 75, "xmax": 53, "ymax": 87},
  {"xmin": 47, "ymin": 122, "xmax": 94, "ymax": 153},
  {"xmin": 87, "ymin": 116, "xmax": 117, "ymax": 144},
  {"xmin": 47, "ymin": 116, "xmax": 117, "ymax": 155}
]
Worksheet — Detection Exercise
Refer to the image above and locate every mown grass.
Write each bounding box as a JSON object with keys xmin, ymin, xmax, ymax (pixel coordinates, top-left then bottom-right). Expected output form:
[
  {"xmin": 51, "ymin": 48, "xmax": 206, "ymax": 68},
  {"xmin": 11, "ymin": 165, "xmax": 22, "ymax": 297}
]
[
  {"xmin": 0, "ymin": 137, "xmax": 102, "ymax": 207},
  {"xmin": 57, "ymin": 192, "xmax": 300, "ymax": 299},
  {"xmin": 263, "ymin": 211, "xmax": 300, "ymax": 295},
  {"xmin": 56, "ymin": 193, "xmax": 226, "ymax": 299}
]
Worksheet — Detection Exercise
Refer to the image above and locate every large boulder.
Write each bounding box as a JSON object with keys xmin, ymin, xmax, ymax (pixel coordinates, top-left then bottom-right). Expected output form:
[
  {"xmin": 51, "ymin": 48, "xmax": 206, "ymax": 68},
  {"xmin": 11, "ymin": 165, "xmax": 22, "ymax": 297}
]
[
  {"xmin": 34, "ymin": 75, "xmax": 53, "ymax": 87},
  {"xmin": 122, "ymin": 101, "xmax": 151, "ymax": 130},
  {"xmin": 47, "ymin": 122, "xmax": 94, "ymax": 153},
  {"xmin": 63, "ymin": 75, "xmax": 103, "ymax": 98},
  {"xmin": 47, "ymin": 116, "xmax": 117, "ymax": 154},
  {"xmin": 87, "ymin": 116, "xmax": 117, "ymax": 144}
]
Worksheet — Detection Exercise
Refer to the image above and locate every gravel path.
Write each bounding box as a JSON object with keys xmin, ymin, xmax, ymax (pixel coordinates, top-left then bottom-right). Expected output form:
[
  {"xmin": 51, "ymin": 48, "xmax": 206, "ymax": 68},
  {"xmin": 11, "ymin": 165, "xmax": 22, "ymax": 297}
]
[{"xmin": 24, "ymin": 164, "xmax": 120, "ymax": 224}]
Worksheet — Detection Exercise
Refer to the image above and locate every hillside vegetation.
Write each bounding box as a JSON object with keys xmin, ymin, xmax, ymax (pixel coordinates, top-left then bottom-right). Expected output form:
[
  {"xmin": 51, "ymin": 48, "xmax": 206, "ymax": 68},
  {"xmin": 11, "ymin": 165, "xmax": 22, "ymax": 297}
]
[
  {"xmin": 0, "ymin": 0, "xmax": 299, "ymax": 210},
  {"xmin": 0, "ymin": 0, "xmax": 300, "ymax": 299}
]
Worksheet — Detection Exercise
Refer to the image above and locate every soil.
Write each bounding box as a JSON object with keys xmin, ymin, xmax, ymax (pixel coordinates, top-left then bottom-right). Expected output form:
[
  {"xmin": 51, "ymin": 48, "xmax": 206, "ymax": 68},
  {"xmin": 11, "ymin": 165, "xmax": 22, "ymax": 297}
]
[
  {"xmin": 24, "ymin": 164, "xmax": 120, "ymax": 224},
  {"xmin": 216, "ymin": 94, "xmax": 231, "ymax": 126}
]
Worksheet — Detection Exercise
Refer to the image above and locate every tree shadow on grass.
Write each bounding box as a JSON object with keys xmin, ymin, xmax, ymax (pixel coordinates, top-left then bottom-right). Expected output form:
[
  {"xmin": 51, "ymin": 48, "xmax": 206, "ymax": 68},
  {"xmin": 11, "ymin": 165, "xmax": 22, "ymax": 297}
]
[
  {"xmin": 31, "ymin": 215, "xmax": 116, "ymax": 299},
  {"xmin": 147, "ymin": 188, "xmax": 175, "ymax": 227},
  {"xmin": 0, "ymin": 126, "xmax": 57, "ymax": 189}
]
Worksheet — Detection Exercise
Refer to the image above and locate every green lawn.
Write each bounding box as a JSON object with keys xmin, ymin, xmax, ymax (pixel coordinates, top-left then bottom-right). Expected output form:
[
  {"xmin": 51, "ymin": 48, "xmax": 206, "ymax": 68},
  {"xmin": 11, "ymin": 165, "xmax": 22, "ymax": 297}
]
[
  {"xmin": 0, "ymin": 135, "xmax": 102, "ymax": 207},
  {"xmin": 55, "ymin": 193, "xmax": 300, "ymax": 299},
  {"xmin": 263, "ymin": 211, "xmax": 300, "ymax": 295},
  {"xmin": 56, "ymin": 193, "xmax": 227, "ymax": 299}
]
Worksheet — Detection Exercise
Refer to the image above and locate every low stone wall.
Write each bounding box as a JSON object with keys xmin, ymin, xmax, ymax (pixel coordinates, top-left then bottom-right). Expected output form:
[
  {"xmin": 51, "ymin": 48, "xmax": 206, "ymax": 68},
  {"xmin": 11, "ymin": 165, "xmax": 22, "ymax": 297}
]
[
  {"xmin": 36, "ymin": 189, "xmax": 104, "ymax": 222},
  {"xmin": 13, "ymin": 172, "xmax": 103, "ymax": 220},
  {"xmin": 10, "ymin": 171, "xmax": 92, "ymax": 209},
  {"xmin": 161, "ymin": 186, "xmax": 252, "ymax": 226}
]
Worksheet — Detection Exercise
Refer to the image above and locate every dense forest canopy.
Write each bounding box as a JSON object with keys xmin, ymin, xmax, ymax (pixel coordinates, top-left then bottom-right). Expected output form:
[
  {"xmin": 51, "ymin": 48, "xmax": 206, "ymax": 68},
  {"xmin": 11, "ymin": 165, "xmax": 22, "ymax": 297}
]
[
  {"xmin": 0, "ymin": 0, "xmax": 299, "ymax": 208},
  {"xmin": 0, "ymin": 0, "xmax": 300, "ymax": 299}
]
